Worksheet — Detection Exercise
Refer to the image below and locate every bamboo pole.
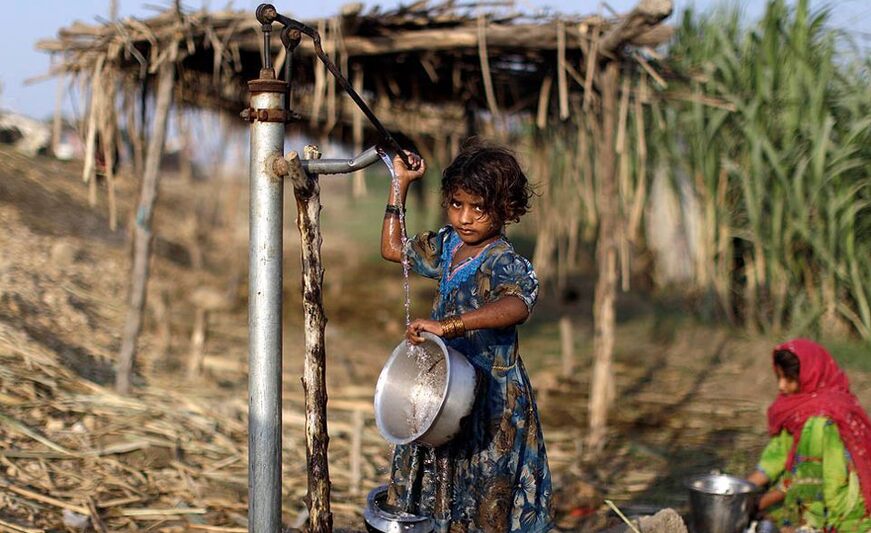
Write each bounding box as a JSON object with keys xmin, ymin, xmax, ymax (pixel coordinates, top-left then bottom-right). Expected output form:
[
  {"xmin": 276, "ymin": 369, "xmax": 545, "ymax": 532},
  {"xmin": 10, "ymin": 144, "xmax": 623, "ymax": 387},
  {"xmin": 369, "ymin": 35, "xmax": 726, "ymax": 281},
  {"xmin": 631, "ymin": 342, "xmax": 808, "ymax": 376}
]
[
  {"xmin": 557, "ymin": 20, "xmax": 568, "ymax": 120},
  {"xmin": 616, "ymin": 75, "xmax": 631, "ymax": 292},
  {"xmin": 326, "ymin": 18, "xmax": 338, "ymax": 133},
  {"xmin": 51, "ymin": 76, "xmax": 64, "ymax": 157},
  {"xmin": 116, "ymin": 57, "xmax": 176, "ymax": 395},
  {"xmin": 582, "ymin": 28, "xmax": 599, "ymax": 112},
  {"xmin": 98, "ymin": 68, "xmax": 118, "ymax": 231},
  {"xmin": 351, "ymin": 65, "xmax": 366, "ymax": 198},
  {"xmin": 587, "ymin": 61, "xmax": 619, "ymax": 454},
  {"xmin": 627, "ymin": 74, "xmax": 648, "ymax": 241},
  {"xmin": 536, "ymin": 74, "xmax": 553, "ymax": 130},
  {"xmin": 584, "ymin": 0, "xmax": 672, "ymax": 453},
  {"xmin": 310, "ymin": 19, "xmax": 327, "ymax": 128},
  {"xmin": 83, "ymin": 56, "xmax": 105, "ymax": 206},
  {"xmin": 294, "ymin": 146, "xmax": 333, "ymax": 533},
  {"xmin": 477, "ymin": 15, "xmax": 500, "ymax": 121}
]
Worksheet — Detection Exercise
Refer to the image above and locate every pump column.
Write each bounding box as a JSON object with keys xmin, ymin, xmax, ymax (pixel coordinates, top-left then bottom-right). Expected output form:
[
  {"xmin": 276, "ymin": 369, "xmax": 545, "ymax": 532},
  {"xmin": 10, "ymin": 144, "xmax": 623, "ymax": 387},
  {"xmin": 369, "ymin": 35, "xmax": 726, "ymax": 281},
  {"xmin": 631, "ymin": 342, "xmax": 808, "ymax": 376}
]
[{"xmin": 246, "ymin": 67, "xmax": 287, "ymax": 533}]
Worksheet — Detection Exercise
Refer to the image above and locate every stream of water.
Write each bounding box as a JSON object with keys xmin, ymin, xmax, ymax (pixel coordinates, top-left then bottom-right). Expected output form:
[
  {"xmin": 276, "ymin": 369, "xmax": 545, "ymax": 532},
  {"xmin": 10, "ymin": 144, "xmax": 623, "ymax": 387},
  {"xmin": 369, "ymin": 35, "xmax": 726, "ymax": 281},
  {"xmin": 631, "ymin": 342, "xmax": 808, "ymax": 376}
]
[
  {"xmin": 379, "ymin": 151, "xmax": 412, "ymax": 329},
  {"xmin": 378, "ymin": 151, "xmax": 447, "ymax": 518}
]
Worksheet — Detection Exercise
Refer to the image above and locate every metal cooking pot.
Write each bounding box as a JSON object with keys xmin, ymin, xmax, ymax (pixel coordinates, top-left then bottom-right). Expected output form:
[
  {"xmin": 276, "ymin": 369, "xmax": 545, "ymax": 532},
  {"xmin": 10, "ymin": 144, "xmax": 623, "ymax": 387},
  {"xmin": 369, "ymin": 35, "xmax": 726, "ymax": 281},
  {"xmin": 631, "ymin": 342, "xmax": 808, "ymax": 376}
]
[
  {"xmin": 374, "ymin": 332, "xmax": 477, "ymax": 447},
  {"xmin": 686, "ymin": 473, "xmax": 759, "ymax": 533},
  {"xmin": 363, "ymin": 484, "xmax": 434, "ymax": 533}
]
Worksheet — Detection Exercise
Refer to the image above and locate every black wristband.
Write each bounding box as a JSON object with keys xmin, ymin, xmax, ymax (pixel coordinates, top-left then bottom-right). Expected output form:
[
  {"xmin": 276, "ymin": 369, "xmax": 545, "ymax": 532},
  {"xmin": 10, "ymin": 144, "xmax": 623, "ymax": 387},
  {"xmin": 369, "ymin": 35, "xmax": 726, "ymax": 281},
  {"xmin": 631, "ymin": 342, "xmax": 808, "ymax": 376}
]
[{"xmin": 385, "ymin": 204, "xmax": 406, "ymax": 215}]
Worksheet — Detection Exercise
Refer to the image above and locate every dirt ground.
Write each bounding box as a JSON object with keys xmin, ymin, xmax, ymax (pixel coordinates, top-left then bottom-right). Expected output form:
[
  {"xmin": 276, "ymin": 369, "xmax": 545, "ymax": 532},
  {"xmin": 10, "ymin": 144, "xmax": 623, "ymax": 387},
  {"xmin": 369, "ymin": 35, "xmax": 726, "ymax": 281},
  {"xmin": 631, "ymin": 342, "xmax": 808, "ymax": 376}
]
[{"xmin": 1, "ymin": 146, "xmax": 869, "ymax": 531}]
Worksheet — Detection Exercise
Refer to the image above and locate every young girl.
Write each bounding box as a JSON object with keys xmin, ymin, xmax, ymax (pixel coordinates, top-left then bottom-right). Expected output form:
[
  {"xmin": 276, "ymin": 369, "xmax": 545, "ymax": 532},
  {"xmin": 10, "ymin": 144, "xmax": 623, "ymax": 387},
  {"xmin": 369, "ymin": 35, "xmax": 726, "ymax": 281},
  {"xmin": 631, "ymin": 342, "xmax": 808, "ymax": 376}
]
[
  {"xmin": 380, "ymin": 139, "xmax": 553, "ymax": 532},
  {"xmin": 748, "ymin": 339, "xmax": 871, "ymax": 532}
]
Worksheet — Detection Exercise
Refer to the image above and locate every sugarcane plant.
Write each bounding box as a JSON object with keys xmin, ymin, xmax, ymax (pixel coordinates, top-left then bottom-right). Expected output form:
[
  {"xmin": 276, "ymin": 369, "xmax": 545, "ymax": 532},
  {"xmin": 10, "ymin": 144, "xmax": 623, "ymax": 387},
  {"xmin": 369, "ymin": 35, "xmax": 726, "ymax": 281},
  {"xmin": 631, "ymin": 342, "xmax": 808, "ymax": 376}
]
[
  {"xmin": 665, "ymin": 0, "xmax": 871, "ymax": 339},
  {"xmin": 527, "ymin": 0, "xmax": 871, "ymax": 342}
]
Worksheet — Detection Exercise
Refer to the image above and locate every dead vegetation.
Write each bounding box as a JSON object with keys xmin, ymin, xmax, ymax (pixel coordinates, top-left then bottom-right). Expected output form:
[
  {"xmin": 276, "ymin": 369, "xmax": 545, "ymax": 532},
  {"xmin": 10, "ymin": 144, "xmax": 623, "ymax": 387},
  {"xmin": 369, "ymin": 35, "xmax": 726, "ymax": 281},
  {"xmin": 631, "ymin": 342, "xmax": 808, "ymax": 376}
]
[{"xmin": 4, "ymin": 146, "xmax": 870, "ymax": 531}]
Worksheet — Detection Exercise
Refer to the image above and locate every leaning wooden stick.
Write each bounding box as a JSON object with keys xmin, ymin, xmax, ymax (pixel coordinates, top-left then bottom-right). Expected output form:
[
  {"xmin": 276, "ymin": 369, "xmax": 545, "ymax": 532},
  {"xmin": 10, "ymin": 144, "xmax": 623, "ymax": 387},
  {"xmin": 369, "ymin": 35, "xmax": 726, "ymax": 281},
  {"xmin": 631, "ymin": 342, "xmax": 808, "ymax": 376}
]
[{"xmin": 295, "ymin": 145, "xmax": 333, "ymax": 533}]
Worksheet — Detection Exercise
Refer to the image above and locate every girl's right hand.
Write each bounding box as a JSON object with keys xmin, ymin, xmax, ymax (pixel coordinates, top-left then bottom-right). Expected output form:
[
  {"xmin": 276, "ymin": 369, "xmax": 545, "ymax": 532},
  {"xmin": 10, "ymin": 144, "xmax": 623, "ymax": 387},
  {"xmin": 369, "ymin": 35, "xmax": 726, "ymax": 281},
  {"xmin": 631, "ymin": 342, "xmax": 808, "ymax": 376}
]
[
  {"xmin": 406, "ymin": 318, "xmax": 442, "ymax": 344},
  {"xmin": 393, "ymin": 151, "xmax": 426, "ymax": 185}
]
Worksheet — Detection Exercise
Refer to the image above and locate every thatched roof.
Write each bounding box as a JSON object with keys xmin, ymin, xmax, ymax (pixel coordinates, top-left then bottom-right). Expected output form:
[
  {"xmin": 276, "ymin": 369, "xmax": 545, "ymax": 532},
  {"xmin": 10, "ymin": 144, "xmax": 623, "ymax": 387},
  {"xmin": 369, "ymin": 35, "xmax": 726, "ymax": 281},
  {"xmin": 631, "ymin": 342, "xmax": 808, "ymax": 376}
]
[{"xmin": 37, "ymin": 1, "xmax": 673, "ymax": 139}]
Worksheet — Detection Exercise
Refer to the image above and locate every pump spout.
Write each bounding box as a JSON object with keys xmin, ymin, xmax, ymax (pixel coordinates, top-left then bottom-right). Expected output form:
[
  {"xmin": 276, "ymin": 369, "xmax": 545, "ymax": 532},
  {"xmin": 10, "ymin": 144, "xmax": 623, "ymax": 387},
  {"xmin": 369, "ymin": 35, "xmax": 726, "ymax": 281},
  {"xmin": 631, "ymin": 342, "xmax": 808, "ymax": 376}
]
[{"xmin": 301, "ymin": 146, "xmax": 381, "ymax": 175}]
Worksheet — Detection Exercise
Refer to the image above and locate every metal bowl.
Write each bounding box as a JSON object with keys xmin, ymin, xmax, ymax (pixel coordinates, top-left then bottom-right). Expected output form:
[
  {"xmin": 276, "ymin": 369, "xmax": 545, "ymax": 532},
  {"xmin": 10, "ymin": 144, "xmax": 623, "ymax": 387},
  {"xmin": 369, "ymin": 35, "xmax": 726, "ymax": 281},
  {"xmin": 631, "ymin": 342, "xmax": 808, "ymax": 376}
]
[
  {"xmin": 363, "ymin": 485, "xmax": 434, "ymax": 533},
  {"xmin": 686, "ymin": 474, "xmax": 759, "ymax": 533},
  {"xmin": 374, "ymin": 332, "xmax": 477, "ymax": 447}
]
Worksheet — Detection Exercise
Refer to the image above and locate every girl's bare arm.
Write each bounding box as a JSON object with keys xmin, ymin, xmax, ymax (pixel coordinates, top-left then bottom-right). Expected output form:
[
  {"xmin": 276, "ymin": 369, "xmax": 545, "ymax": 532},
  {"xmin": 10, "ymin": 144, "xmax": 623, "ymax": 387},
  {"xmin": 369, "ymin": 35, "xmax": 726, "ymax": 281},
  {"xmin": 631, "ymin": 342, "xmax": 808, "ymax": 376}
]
[
  {"xmin": 381, "ymin": 152, "xmax": 425, "ymax": 263},
  {"xmin": 407, "ymin": 296, "xmax": 529, "ymax": 342},
  {"xmin": 459, "ymin": 295, "xmax": 529, "ymax": 329}
]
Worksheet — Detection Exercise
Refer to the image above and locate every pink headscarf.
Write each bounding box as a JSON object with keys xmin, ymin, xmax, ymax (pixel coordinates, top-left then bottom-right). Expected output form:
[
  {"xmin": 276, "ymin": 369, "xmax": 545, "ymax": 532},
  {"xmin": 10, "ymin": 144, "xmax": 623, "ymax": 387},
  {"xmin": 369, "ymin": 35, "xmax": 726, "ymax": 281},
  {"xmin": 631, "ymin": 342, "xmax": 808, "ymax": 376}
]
[{"xmin": 767, "ymin": 338, "xmax": 871, "ymax": 515}]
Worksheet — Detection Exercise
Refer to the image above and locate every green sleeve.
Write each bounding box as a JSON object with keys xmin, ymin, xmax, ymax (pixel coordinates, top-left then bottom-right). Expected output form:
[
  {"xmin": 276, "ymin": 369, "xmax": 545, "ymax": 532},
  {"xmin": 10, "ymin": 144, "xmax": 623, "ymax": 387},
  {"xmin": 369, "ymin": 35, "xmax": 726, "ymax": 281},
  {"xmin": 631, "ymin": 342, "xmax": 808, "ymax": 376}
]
[
  {"xmin": 821, "ymin": 420, "xmax": 865, "ymax": 525},
  {"xmin": 757, "ymin": 430, "xmax": 791, "ymax": 482}
]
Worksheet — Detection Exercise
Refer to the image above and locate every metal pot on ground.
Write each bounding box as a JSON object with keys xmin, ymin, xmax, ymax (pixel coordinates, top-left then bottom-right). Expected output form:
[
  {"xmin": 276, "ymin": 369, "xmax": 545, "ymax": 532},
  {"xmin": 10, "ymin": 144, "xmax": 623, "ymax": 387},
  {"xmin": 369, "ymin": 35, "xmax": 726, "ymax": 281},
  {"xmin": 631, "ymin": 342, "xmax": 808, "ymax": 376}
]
[
  {"xmin": 363, "ymin": 485, "xmax": 434, "ymax": 533},
  {"xmin": 686, "ymin": 473, "xmax": 759, "ymax": 533}
]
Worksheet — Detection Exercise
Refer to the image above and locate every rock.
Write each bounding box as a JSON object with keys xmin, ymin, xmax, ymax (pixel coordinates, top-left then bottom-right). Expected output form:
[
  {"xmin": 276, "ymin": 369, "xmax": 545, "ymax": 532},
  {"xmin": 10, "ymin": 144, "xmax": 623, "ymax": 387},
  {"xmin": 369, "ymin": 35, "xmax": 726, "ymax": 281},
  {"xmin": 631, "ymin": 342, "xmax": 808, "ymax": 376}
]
[
  {"xmin": 598, "ymin": 508, "xmax": 688, "ymax": 533},
  {"xmin": 637, "ymin": 508, "xmax": 688, "ymax": 533}
]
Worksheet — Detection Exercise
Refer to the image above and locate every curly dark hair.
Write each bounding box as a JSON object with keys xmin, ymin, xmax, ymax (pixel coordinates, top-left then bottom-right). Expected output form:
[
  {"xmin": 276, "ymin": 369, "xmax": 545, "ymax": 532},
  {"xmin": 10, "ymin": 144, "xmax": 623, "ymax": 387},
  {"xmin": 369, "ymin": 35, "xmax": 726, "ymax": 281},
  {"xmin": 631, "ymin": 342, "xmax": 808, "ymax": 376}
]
[
  {"xmin": 441, "ymin": 138, "xmax": 533, "ymax": 225},
  {"xmin": 774, "ymin": 349, "xmax": 800, "ymax": 381}
]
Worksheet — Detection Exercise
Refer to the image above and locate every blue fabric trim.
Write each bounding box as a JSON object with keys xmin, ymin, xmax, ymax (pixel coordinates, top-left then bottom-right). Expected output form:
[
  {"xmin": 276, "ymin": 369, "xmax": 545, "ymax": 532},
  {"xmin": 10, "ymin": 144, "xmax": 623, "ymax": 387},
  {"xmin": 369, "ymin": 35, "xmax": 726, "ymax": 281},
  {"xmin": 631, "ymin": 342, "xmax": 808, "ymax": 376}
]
[{"xmin": 438, "ymin": 229, "xmax": 502, "ymax": 303}]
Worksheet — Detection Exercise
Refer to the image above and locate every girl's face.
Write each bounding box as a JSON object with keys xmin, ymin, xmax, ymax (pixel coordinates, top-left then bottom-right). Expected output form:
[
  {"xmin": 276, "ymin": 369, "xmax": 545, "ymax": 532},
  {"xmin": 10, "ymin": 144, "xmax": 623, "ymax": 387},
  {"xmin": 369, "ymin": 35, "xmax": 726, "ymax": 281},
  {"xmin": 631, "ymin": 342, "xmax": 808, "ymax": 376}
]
[
  {"xmin": 447, "ymin": 188, "xmax": 501, "ymax": 246},
  {"xmin": 775, "ymin": 365, "xmax": 800, "ymax": 395}
]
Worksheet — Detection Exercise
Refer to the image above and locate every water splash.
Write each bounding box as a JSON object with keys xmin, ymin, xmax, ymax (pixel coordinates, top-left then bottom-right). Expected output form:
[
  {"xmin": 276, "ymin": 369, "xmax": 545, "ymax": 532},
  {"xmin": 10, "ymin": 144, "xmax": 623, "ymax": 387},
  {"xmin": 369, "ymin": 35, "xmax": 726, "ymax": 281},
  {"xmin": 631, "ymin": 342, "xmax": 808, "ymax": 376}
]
[
  {"xmin": 380, "ymin": 150, "xmax": 446, "ymax": 417},
  {"xmin": 404, "ymin": 342, "xmax": 446, "ymax": 434},
  {"xmin": 379, "ymin": 150, "xmax": 412, "ymax": 330},
  {"xmin": 379, "ymin": 152, "xmax": 450, "ymax": 513}
]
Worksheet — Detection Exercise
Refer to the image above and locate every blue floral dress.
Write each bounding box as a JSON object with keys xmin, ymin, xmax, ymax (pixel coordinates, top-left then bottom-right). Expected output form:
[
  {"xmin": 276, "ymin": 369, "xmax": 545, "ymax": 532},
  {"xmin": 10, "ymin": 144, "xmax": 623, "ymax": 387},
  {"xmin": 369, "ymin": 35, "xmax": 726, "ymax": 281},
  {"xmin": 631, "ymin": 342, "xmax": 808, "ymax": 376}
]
[{"xmin": 387, "ymin": 226, "xmax": 553, "ymax": 533}]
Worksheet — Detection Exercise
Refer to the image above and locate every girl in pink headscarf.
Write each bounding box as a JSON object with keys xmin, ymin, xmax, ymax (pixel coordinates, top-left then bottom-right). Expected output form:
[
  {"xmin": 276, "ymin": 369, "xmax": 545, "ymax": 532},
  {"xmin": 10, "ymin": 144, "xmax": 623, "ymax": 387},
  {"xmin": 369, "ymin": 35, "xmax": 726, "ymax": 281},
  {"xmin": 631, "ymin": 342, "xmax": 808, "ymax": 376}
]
[{"xmin": 747, "ymin": 339, "xmax": 871, "ymax": 532}]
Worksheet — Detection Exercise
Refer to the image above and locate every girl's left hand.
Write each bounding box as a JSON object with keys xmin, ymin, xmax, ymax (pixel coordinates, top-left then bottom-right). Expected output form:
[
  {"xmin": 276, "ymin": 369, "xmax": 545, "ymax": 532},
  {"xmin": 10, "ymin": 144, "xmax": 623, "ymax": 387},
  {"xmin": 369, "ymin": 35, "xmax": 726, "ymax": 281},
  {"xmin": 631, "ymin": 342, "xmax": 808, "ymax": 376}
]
[
  {"xmin": 406, "ymin": 318, "xmax": 443, "ymax": 344},
  {"xmin": 393, "ymin": 151, "xmax": 426, "ymax": 185}
]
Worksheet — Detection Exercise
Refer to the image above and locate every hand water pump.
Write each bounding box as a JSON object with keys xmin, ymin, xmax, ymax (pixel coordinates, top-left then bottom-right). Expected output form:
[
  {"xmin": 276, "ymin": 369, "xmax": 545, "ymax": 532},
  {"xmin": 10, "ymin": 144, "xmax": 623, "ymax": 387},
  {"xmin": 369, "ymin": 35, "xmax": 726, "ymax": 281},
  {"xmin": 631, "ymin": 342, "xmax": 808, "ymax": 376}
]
[{"xmin": 246, "ymin": 5, "xmax": 419, "ymax": 531}]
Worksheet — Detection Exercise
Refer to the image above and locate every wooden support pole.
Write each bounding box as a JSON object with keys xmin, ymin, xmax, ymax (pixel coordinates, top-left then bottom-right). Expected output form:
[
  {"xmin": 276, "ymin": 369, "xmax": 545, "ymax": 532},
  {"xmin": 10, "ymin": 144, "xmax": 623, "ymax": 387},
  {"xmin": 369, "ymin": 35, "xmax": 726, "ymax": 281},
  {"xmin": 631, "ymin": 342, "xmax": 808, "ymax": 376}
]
[
  {"xmin": 587, "ymin": 61, "xmax": 619, "ymax": 454},
  {"xmin": 294, "ymin": 147, "xmax": 333, "ymax": 533},
  {"xmin": 477, "ymin": 15, "xmax": 500, "ymax": 121},
  {"xmin": 116, "ymin": 59, "xmax": 176, "ymax": 395},
  {"xmin": 351, "ymin": 65, "xmax": 367, "ymax": 198},
  {"xmin": 557, "ymin": 20, "xmax": 569, "ymax": 120},
  {"xmin": 98, "ymin": 69, "xmax": 119, "ymax": 231},
  {"xmin": 584, "ymin": 0, "xmax": 672, "ymax": 456},
  {"xmin": 536, "ymin": 74, "xmax": 553, "ymax": 130},
  {"xmin": 51, "ymin": 76, "xmax": 64, "ymax": 156},
  {"xmin": 83, "ymin": 56, "xmax": 105, "ymax": 207},
  {"xmin": 310, "ymin": 19, "xmax": 327, "ymax": 128}
]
